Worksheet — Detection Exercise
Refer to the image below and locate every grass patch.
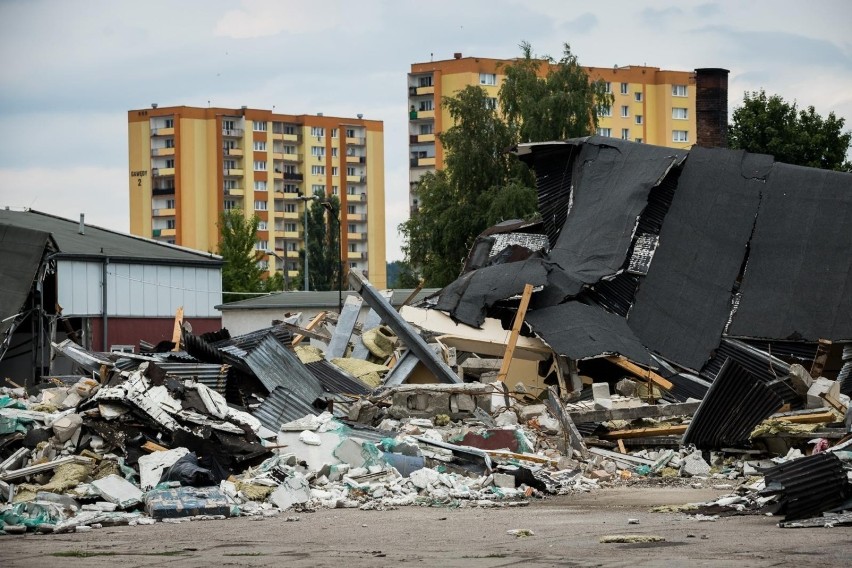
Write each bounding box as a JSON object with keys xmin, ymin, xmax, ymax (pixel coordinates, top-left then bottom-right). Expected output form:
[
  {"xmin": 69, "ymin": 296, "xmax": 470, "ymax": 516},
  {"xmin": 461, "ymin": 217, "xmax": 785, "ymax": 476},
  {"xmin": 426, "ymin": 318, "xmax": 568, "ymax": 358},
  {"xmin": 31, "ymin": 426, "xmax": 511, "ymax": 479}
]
[{"xmin": 52, "ymin": 551, "xmax": 117, "ymax": 558}]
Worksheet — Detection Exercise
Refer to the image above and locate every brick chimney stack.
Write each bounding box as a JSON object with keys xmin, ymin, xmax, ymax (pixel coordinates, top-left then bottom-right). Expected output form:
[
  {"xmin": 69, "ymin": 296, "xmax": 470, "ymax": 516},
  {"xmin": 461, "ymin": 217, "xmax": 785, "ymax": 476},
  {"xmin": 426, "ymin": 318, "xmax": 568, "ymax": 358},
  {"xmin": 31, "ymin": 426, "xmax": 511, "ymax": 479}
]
[{"xmin": 695, "ymin": 68, "xmax": 730, "ymax": 148}]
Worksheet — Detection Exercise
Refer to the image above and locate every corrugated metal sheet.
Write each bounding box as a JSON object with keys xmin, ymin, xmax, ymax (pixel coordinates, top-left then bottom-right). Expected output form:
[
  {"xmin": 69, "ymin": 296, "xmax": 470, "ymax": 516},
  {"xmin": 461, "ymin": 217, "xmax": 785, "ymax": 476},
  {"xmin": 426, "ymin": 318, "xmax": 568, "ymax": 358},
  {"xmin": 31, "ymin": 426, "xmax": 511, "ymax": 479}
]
[
  {"xmin": 306, "ymin": 360, "xmax": 371, "ymax": 395},
  {"xmin": 838, "ymin": 343, "xmax": 852, "ymax": 396},
  {"xmin": 762, "ymin": 453, "xmax": 850, "ymax": 521},
  {"xmin": 151, "ymin": 361, "xmax": 229, "ymax": 395},
  {"xmin": 582, "ymin": 273, "xmax": 640, "ymax": 317},
  {"xmin": 213, "ymin": 324, "xmax": 292, "ymax": 353},
  {"xmin": 252, "ymin": 385, "xmax": 324, "ymax": 431},
  {"xmin": 682, "ymin": 358, "xmax": 784, "ymax": 449},
  {"xmin": 243, "ymin": 334, "xmax": 323, "ymax": 397},
  {"xmin": 626, "ymin": 234, "xmax": 658, "ymax": 275}
]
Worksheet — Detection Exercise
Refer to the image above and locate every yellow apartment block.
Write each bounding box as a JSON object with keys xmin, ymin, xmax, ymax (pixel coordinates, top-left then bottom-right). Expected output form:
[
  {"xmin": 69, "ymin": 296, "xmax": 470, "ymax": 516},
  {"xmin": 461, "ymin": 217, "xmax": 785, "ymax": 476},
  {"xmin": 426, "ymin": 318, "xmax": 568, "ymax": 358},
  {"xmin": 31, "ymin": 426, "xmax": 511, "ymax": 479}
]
[
  {"xmin": 128, "ymin": 106, "xmax": 386, "ymax": 289},
  {"xmin": 408, "ymin": 55, "xmax": 697, "ymax": 212}
]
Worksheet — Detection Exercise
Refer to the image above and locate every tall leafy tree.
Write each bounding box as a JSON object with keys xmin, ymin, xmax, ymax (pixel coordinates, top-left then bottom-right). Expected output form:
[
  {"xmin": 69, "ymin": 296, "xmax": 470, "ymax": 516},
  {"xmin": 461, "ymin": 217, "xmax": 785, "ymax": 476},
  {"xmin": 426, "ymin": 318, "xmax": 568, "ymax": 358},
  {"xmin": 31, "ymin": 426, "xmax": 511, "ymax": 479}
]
[
  {"xmin": 500, "ymin": 41, "xmax": 614, "ymax": 142},
  {"xmin": 401, "ymin": 41, "xmax": 609, "ymax": 287},
  {"xmin": 729, "ymin": 90, "xmax": 851, "ymax": 171},
  {"xmin": 296, "ymin": 192, "xmax": 342, "ymax": 291},
  {"xmin": 218, "ymin": 208, "xmax": 263, "ymax": 303},
  {"xmin": 400, "ymin": 85, "xmax": 536, "ymax": 286}
]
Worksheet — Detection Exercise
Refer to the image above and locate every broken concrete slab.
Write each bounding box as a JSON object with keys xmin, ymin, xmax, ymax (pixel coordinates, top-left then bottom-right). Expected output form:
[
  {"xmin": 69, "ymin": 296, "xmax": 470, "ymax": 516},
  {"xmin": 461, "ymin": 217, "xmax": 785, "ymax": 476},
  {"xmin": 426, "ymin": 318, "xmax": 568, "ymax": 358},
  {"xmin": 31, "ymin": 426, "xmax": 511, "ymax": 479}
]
[
  {"xmin": 91, "ymin": 474, "xmax": 144, "ymax": 509},
  {"xmin": 269, "ymin": 475, "xmax": 311, "ymax": 510}
]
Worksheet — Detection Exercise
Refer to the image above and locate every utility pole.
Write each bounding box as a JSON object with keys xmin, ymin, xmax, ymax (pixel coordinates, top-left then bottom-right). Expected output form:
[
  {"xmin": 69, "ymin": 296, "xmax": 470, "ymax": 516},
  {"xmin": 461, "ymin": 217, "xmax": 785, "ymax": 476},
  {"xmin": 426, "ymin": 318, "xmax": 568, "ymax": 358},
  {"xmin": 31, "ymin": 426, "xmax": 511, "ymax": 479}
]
[{"xmin": 297, "ymin": 193, "xmax": 318, "ymax": 291}]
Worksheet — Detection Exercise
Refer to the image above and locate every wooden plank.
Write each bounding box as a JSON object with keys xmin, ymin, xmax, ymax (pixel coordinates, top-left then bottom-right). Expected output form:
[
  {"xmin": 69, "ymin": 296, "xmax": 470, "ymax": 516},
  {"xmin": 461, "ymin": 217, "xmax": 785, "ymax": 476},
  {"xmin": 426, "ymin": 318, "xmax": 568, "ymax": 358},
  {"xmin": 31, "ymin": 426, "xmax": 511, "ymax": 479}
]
[
  {"xmin": 601, "ymin": 424, "xmax": 688, "ymax": 439},
  {"xmin": 776, "ymin": 410, "xmax": 838, "ymax": 424},
  {"xmin": 821, "ymin": 392, "xmax": 848, "ymax": 414},
  {"xmin": 398, "ymin": 282, "xmax": 425, "ymax": 311},
  {"xmin": 605, "ymin": 356, "xmax": 673, "ymax": 391},
  {"xmin": 141, "ymin": 441, "xmax": 169, "ymax": 453},
  {"xmin": 545, "ymin": 385, "xmax": 588, "ymax": 458},
  {"xmin": 291, "ymin": 311, "xmax": 327, "ymax": 346},
  {"xmin": 171, "ymin": 306, "xmax": 184, "ymax": 351},
  {"xmin": 617, "ymin": 439, "xmax": 627, "ymax": 454},
  {"xmin": 568, "ymin": 401, "xmax": 701, "ymax": 424},
  {"xmin": 808, "ymin": 338, "xmax": 832, "ymax": 378},
  {"xmin": 497, "ymin": 284, "xmax": 534, "ymax": 383}
]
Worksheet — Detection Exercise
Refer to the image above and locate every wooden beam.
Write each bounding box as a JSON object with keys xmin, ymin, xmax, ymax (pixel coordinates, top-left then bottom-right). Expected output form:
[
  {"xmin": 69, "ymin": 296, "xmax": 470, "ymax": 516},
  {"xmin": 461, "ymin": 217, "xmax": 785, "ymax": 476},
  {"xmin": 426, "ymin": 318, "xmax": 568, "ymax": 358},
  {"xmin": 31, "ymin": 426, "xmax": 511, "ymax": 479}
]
[
  {"xmin": 291, "ymin": 311, "xmax": 327, "ymax": 346},
  {"xmin": 808, "ymin": 338, "xmax": 832, "ymax": 378},
  {"xmin": 605, "ymin": 356, "xmax": 673, "ymax": 391},
  {"xmin": 398, "ymin": 282, "xmax": 425, "ymax": 311},
  {"xmin": 617, "ymin": 439, "xmax": 627, "ymax": 454},
  {"xmin": 280, "ymin": 322, "xmax": 330, "ymax": 342},
  {"xmin": 497, "ymin": 284, "xmax": 534, "ymax": 383},
  {"xmin": 601, "ymin": 424, "xmax": 688, "ymax": 439},
  {"xmin": 776, "ymin": 410, "xmax": 839, "ymax": 424},
  {"xmin": 171, "ymin": 306, "xmax": 184, "ymax": 351}
]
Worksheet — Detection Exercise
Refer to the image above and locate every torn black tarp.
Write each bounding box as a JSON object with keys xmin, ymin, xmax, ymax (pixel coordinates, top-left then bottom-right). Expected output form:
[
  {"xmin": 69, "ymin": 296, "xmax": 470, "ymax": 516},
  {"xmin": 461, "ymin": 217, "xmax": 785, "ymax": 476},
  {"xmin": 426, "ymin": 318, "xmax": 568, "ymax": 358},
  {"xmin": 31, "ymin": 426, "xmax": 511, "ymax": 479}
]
[
  {"xmin": 525, "ymin": 137, "xmax": 684, "ymax": 291},
  {"xmin": 525, "ymin": 301, "xmax": 651, "ymax": 365},
  {"xmin": 435, "ymin": 258, "xmax": 548, "ymax": 328},
  {"xmin": 728, "ymin": 164, "xmax": 852, "ymax": 341},
  {"xmin": 0, "ymin": 225, "xmax": 54, "ymax": 347},
  {"xmin": 628, "ymin": 148, "xmax": 775, "ymax": 371}
]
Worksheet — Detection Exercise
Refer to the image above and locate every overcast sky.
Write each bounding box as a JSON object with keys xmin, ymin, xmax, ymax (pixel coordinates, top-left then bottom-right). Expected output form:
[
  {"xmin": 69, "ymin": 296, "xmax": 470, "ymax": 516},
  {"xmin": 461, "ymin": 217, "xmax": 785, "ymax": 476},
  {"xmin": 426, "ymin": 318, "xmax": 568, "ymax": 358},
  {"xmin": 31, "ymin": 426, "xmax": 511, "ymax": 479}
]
[{"xmin": 1, "ymin": 0, "xmax": 850, "ymax": 262}]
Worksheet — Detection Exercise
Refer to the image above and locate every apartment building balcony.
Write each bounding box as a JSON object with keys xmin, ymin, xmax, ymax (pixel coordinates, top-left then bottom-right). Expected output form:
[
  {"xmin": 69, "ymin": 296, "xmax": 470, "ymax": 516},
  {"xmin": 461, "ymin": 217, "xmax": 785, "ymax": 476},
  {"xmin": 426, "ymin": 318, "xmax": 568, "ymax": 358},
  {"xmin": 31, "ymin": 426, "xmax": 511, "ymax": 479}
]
[
  {"xmin": 347, "ymin": 232, "xmax": 367, "ymax": 241},
  {"xmin": 346, "ymin": 136, "xmax": 366, "ymax": 146},
  {"xmin": 152, "ymin": 167, "xmax": 175, "ymax": 177},
  {"xmin": 346, "ymin": 213, "xmax": 366, "ymax": 222},
  {"xmin": 282, "ymin": 230, "xmax": 301, "ymax": 239},
  {"xmin": 281, "ymin": 133, "xmax": 300, "ymax": 142},
  {"xmin": 417, "ymin": 133, "xmax": 435, "ymax": 143},
  {"xmin": 222, "ymin": 128, "xmax": 243, "ymax": 137},
  {"xmin": 345, "ymin": 192, "xmax": 366, "ymax": 202},
  {"xmin": 282, "ymin": 172, "xmax": 303, "ymax": 181},
  {"xmin": 281, "ymin": 211, "xmax": 299, "ymax": 219},
  {"xmin": 151, "ymin": 127, "xmax": 174, "ymax": 136},
  {"xmin": 409, "ymin": 157, "xmax": 435, "ymax": 167},
  {"xmin": 152, "ymin": 208, "xmax": 176, "ymax": 217},
  {"xmin": 347, "ymin": 251, "xmax": 365, "ymax": 260},
  {"xmin": 223, "ymin": 168, "xmax": 244, "ymax": 176},
  {"xmin": 277, "ymin": 152, "xmax": 300, "ymax": 162},
  {"xmin": 410, "ymin": 109, "xmax": 435, "ymax": 120},
  {"xmin": 152, "ymin": 187, "xmax": 175, "ymax": 196},
  {"xmin": 346, "ymin": 155, "xmax": 363, "ymax": 164},
  {"xmin": 151, "ymin": 147, "xmax": 175, "ymax": 157},
  {"xmin": 224, "ymin": 147, "xmax": 244, "ymax": 157},
  {"xmin": 416, "ymin": 85, "xmax": 435, "ymax": 96},
  {"xmin": 345, "ymin": 175, "xmax": 363, "ymax": 184},
  {"xmin": 223, "ymin": 188, "xmax": 244, "ymax": 196},
  {"xmin": 152, "ymin": 228, "xmax": 176, "ymax": 238}
]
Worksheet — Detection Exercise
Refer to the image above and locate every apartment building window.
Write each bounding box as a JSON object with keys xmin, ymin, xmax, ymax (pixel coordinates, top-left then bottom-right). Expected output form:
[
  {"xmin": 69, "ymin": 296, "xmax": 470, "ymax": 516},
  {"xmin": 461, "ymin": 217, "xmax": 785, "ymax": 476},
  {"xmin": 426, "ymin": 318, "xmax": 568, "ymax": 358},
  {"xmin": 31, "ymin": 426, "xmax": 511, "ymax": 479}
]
[
  {"xmin": 285, "ymin": 223, "xmax": 297, "ymax": 232},
  {"xmin": 224, "ymin": 179, "xmax": 237, "ymax": 190},
  {"xmin": 346, "ymin": 166, "xmax": 356, "ymax": 176},
  {"xmin": 620, "ymin": 82, "xmax": 629, "ymax": 95},
  {"xmin": 485, "ymin": 97, "xmax": 498, "ymax": 110},
  {"xmin": 284, "ymin": 125, "xmax": 296, "ymax": 135},
  {"xmin": 600, "ymin": 106, "xmax": 612, "ymax": 117},
  {"xmin": 331, "ymin": 128, "xmax": 338, "ymax": 138},
  {"xmin": 165, "ymin": 138, "xmax": 175, "ymax": 148},
  {"xmin": 166, "ymin": 199, "xmax": 175, "ymax": 209},
  {"xmin": 348, "ymin": 224, "xmax": 356, "ymax": 233},
  {"xmin": 223, "ymin": 120, "xmax": 235, "ymax": 130},
  {"xmin": 332, "ymin": 185, "xmax": 338, "ymax": 195},
  {"xmin": 254, "ymin": 160, "xmax": 267, "ymax": 171},
  {"xmin": 419, "ymin": 123, "xmax": 433, "ymax": 135},
  {"xmin": 596, "ymin": 127, "xmax": 612, "ymax": 137},
  {"xmin": 621, "ymin": 105, "xmax": 629, "ymax": 118},
  {"xmin": 418, "ymin": 100, "xmax": 433, "ymax": 111},
  {"xmin": 287, "ymin": 242, "xmax": 297, "ymax": 251},
  {"xmin": 673, "ymin": 130, "xmax": 689, "ymax": 142},
  {"xmin": 635, "ymin": 115, "xmax": 644, "ymax": 125},
  {"xmin": 672, "ymin": 107, "xmax": 688, "ymax": 120},
  {"xmin": 331, "ymin": 147, "xmax": 338, "ymax": 157},
  {"xmin": 284, "ymin": 184, "xmax": 298, "ymax": 193},
  {"xmin": 672, "ymin": 85, "xmax": 688, "ymax": 97},
  {"xmin": 635, "ymin": 138, "xmax": 643, "ymax": 144},
  {"xmin": 346, "ymin": 128, "xmax": 356, "ymax": 138},
  {"xmin": 166, "ymin": 219, "xmax": 175, "ymax": 229},
  {"xmin": 348, "ymin": 243, "xmax": 357, "ymax": 252},
  {"xmin": 163, "ymin": 118, "xmax": 174, "ymax": 128},
  {"xmin": 479, "ymin": 73, "xmax": 497, "ymax": 86},
  {"xmin": 254, "ymin": 121, "xmax": 268, "ymax": 132},
  {"xmin": 602, "ymin": 82, "xmax": 612, "ymax": 94},
  {"xmin": 254, "ymin": 180, "xmax": 267, "ymax": 191},
  {"xmin": 332, "ymin": 166, "xmax": 339, "ymax": 176},
  {"xmin": 621, "ymin": 128, "xmax": 630, "ymax": 140},
  {"xmin": 165, "ymin": 159, "xmax": 175, "ymax": 168},
  {"xmin": 283, "ymin": 145, "xmax": 296, "ymax": 154},
  {"xmin": 223, "ymin": 140, "xmax": 237, "ymax": 150},
  {"xmin": 311, "ymin": 146, "xmax": 325, "ymax": 156},
  {"xmin": 418, "ymin": 75, "xmax": 432, "ymax": 87},
  {"xmin": 224, "ymin": 199, "xmax": 237, "ymax": 210},
  {"xmin": 310, "ymin": 126, "xmax": 325, "ymax": 137},
  {"xmin": 284, "ymin": 204, "xmax": 296, "ymax": 213},
  {"xmin": 283, "ymin": 164, "xmax": 296, "ymax": 174},
  {"xmin": 258, "ymin": 220, "xmax": 267, "ymax": 230},
  {"xmin": 254, "ymin": 200, "xmax": 267, "ymax": 210},
  {"xmin": 312, "ymin": 184, "xmax": 324, "ymax": 193},
  {"xmin": 224, "ymin": 160, "xmax": 236, "ymax": 170},
  {"xmin": 253, "ymin": 141, "xmax": 267, "ymax": 151},
  {"xmin": 347, "ymin": 186, "xmax": 356, "ymax": 195},
  {"xmin": 311, "ymin": 165, "xmax": 325, "ymax": 175},
  {"xmin": 255, "ymin": 240, "xmax": 268, "ymax": 250},
  {"xmin": 634, "ymin": 92, "xmax": 643, "ymax": 102},
  {"xmin": 347, "ymin": 205, "xmax": 356, "ymax": 214}
]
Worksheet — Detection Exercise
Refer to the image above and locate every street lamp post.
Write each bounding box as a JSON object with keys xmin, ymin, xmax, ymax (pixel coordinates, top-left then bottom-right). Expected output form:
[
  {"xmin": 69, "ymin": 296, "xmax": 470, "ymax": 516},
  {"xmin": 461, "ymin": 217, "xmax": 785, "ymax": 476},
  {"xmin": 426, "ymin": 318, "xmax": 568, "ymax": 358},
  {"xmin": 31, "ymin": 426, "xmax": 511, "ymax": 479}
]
[
  {"xmin": 321, "ymin": 200, "xmax": 343, "ymax": 312},
  {"xmin": 297, "ymin": 193, "xmax": 318, "ymax": 291}
]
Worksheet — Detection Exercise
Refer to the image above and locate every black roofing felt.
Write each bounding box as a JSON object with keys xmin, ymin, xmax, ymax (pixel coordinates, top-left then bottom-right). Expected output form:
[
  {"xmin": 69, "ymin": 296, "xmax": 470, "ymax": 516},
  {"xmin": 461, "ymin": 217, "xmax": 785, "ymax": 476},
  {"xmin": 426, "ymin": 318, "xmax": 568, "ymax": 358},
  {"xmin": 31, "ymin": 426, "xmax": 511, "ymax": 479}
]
[
  {"xmin": 526, "ymin": 301, "xmax": 651, "ymax": 365},
  {"xmin": 0, "ymin": 224, "xmax": 54, "ymax": 338},
  {"xmin": 435, "ymin": 258, "xmax": 548, "ymax": 328},
  {"xmin": 628, "ymin": 148, "xmax": 774, "ymax": 371},
  {"xmin": 0, "ymin": 209, "xmax": 220, "ymax": 265},
  {"xmin": 728, "ymin": 164, "xmax": 852, "ymax": 341},
  {"xmin": 546, "ymin": 138, "xmax": 684, "ymax": 287}
]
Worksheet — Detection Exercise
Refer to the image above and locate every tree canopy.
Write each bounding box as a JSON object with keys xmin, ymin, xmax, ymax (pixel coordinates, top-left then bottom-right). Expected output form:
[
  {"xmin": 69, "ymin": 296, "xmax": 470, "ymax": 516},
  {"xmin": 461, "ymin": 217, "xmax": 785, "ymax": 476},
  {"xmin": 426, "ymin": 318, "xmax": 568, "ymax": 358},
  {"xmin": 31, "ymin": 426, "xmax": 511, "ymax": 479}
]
[
  {"xmin": 296, "ymin": 192, "xmax": 342, "ymax": 291},
  {"xmin": 729, "ymin": 90, "xmax": 851, "ymax": 171},
  {"xmin": 400, "ymin": 41, "xmax": 609, "ymax": 287},
  {"xmin": 218, "ymin": 208, "xmax": 263, "ymax": 303}
]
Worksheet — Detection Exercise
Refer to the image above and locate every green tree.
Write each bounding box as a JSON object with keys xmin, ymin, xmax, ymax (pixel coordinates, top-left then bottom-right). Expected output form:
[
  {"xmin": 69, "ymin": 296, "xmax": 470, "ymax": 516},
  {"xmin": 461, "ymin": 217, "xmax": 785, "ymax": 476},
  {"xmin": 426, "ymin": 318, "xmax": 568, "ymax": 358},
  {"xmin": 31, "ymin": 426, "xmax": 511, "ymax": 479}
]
[
  {"xmin": 295, "ymin": 193, "xmax": 342, "ymax": 291},
  {"xmin": 218, "ymin": 208, "xmax": 263, "ymax": 303},
  {"xmin": 499, "ymin": 41, "xmax": 613, "ymax": 142},
  {"xmin": 386, "ymin": 260, "xmax": 421, "ymax": 288},
  {"xmin": 729, "ymin": 90, "xmax": 852, "ymax": 171},
  {"xmin": 400, "ymin": 85, "xmax": 536, "ymax": 286}
]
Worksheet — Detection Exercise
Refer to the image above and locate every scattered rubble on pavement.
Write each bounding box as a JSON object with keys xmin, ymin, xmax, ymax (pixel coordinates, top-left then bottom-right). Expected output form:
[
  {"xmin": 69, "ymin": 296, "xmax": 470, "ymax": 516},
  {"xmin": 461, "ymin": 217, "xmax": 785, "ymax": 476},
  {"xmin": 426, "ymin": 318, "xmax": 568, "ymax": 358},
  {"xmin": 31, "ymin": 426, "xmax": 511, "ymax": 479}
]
[{"xmin": 2, "ymin": 138, "xmax": 851, "ymax": 535}]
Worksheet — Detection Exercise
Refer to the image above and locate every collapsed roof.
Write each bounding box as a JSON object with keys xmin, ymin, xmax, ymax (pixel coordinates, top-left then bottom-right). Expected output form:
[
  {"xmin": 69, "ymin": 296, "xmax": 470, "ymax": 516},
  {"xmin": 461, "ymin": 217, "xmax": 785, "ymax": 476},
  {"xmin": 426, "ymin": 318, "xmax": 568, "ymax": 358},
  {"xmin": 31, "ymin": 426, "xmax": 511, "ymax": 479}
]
[{"xmin": 432, "ymin": 136, "xmax": 852, "ymax": 374}]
